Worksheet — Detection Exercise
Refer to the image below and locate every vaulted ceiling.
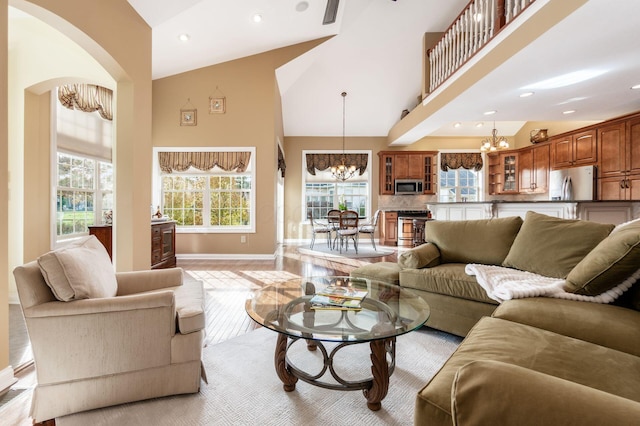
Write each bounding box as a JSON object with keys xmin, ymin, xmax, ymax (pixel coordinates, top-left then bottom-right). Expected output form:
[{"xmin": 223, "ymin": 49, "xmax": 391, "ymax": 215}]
[{"xmin": 129, "ymin": 0, "xmax": 640, "ymax": 143}]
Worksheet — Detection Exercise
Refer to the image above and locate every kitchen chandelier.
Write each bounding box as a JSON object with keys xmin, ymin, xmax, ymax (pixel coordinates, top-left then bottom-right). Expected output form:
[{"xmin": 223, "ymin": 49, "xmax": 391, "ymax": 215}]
[
  {"xmin": 480, "ymin": 122, "xmax": 510, "ymax": 152},
  {"xmin": 331, "ymin": 91, "xmax": 357, "ymax": 181}
]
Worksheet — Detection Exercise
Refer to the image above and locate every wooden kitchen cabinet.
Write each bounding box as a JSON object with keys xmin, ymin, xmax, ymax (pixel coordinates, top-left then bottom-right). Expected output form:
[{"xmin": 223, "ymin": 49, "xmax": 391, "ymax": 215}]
[
  {"xmin": 151, "ymin": 221, "xmax": 176, "ymax": 269},
  {"xmin": 518, "ymin": 143, "xmax": 549, "ymax": 194},
  {"xmin": 597, "ymin": 117, "xmax": 640, "ymax": 200},
  {"xmin": 377, "ymin": 151, "xmax": 437, "ymax": 195},
  {"xmin": 487, "ymin": 152, "xmax": 518, "ymax": 195},
  {"xmin": 550, "ymin": 129, "xmax": 597, "ymax": 169},
  {"xmin": 380, "ymin": 211, "xmax": 398, "ymax": 246},
  {"xmin": 379, "ymin": 153, "xmax": 395, "ymax": 195},
  {"xmin": 395, "ymin": 154, "xmax": 423, "ymax": 179}
]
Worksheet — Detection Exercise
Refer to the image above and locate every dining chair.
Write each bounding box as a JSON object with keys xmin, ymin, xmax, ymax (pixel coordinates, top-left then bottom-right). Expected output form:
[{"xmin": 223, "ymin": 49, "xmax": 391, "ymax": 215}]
[
  {"xmin": 308, "ymin": 211, "xmax": 332, "ymax": 249},
  {"xmin": 326, "ymin": 209, "xmax": 342, "ymax": 249},
  {"xmin": 358, "ymin": 209, "xmax": 381, "ymax": 250},
  {"xmin": 336, "ymin": 210, "xmax": 359, "ymax": 254}
]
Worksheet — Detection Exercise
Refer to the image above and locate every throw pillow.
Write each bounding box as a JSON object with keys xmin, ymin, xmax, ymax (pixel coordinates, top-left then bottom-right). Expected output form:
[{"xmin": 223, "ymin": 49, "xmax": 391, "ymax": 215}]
[
  {"xmin": 565, "ymin": 219, "xmax": 640, "ymax": 295},
  {"xmin": 502, "ymin": 211, "xmax": 614, "ymax": 278},
  {"xmin": 398, "ymin": 242, "xmax": 441, "ymax": 269},
  {"xmin": 424, "ymin": 216, "xmax": 523, "ymax": 265},
  {"xmin": 37, "ymin": 235, "xmax": 118, "ymax": 301}
]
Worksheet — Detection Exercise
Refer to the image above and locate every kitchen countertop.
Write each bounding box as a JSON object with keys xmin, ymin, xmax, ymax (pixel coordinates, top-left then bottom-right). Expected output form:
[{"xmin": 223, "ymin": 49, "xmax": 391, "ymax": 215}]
[{"xmin": 426, "ymin": 200, "xmax": 636, "ymax": 204}]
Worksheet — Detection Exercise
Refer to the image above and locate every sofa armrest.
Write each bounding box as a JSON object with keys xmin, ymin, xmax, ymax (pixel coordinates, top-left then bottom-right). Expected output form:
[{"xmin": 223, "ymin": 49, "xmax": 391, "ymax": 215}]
[
  {"xmin": 398, "ymin": 242, "xmax": 441, "ymax": 269},
  {"xmin": 116, "ymin": 267, "xmax": 184, "ymax": 295},
  {"xmin": 451, "ymin": 360, "xmax": 640, "ymax": 426}
]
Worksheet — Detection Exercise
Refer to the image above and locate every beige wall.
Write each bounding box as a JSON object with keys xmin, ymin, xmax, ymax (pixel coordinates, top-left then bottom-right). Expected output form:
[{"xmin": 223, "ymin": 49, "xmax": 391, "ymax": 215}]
[
  {"xmin": 2, "ymin": 0, "xmax": 151, "ymax": 377},
  {"xmin": 152, "ymin": 39, "xmax": 326, "ymax": 256},
  {"xmin": 1, "ymin": 0, "xmax": 9, "ymax": 373}
]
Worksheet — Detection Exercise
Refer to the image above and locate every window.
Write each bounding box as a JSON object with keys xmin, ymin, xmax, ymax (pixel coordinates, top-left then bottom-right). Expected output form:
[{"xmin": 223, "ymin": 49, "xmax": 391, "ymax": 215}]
[
  {"xmin": 154, "ymin": 148, "xmax": 255, "ymax": 233},
  {"xmin": 303, "ymin": 151, "xmax": 371, "ymax": 220},
  {"xmin": 161, "ymin": 174, "xmax": 251, "ymax": 228},
  {"xmin": 55, "ymin": 152, "xmax": 113, "ymax": 239},
  {"xmin": 439, "ymin": 168, "xmax": 481, "ymax": 202}
]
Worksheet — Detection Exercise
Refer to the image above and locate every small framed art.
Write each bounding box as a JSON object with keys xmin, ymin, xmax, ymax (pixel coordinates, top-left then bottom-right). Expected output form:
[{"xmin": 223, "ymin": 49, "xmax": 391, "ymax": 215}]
[
  {"xmin": 180, "ymin": 109, "xmax": 197, "ymax": 126},
  {"xmin": 209, "ymin": 97, "xmax": 226, "ymax": 114}
]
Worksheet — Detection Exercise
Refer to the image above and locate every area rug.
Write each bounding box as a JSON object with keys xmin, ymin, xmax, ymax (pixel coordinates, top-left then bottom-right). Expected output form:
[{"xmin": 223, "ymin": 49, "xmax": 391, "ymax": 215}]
[
  {"xmin": 57, "ymin": 327, "xmax": 461, "ymax": 426},
  {"xmin": 298, "ymin": 244, "xmax": 395, "ymax": 259}
]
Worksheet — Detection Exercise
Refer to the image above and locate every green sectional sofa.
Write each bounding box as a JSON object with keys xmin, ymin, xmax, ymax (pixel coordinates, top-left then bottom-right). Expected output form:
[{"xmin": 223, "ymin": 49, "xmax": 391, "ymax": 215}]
[{"xmin": 352, "ymin": 212, "xmax": 640, "ymax": 425}]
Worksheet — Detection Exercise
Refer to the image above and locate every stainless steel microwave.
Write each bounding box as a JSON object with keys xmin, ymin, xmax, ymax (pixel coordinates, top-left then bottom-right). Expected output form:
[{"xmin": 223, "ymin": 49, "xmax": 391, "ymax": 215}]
[{"xmin": 395, "ymin": 179, "xmax": 423, "ymax": 195}]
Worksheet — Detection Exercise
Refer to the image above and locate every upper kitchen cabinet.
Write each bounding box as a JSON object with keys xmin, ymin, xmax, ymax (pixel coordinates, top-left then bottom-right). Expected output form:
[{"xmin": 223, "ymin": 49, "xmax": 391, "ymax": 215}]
[
  {"xmin": 487, "ymin": 152, "xmax": 518, "ymax": 195},
  {"xmin": 598, "ymin": 116, "xmax": 640, "ymax": 200},
  {"xmin": 518, "ymin": 143, "xmax": 550, "ymax": 194},
  {"xmin": 377, "ymin": 151, "xmax": 437, "ymax": 195},
  {"xmin": 550, "ymin": 129, "xmax": 597, "ymax": 169}
]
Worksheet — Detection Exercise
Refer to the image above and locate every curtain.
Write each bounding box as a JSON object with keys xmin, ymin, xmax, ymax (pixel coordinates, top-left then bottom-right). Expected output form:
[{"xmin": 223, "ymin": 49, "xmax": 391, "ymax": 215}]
[
  {"xmin": 305, "ymin": 153, "xmax": 368, "ymax": 176},
  {"xmin": 440, "ymin": 152, "xmax": 483, "ymax": 172},
  {"xmin": 278, "ymin": 145, "xmax": 286, "ymax": 178},
  {"xmin": 58, "ymin": 84, "xmax": 113, "ymax": 121},
  {"xmin": 158, "ymin": 151, "xmax": 251, "ymax": 173}
]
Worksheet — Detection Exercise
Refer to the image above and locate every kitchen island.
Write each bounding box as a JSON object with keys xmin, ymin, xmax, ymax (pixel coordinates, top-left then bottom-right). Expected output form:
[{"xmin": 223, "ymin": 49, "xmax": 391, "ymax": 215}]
[{"xmin": 426, "ymin": 200, "xmax": 638, "ymax": 225}]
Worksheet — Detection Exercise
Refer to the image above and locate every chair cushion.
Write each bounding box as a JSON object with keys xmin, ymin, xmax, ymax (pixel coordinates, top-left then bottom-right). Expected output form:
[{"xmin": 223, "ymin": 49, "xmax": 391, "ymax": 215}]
[
  {"xmin": 502, "ymin": 211, "xmax": 614, "ymax": 278},
  {"xmin": 37, "ymin": 235, "xmax": 117, "ymax": 301},
  {"xmin": 174, "ymin": 277, "xmax": 206, "ymax": 334},
  {"xmin": 564, "ymin": 219, "xmax": 640, "ymax": 295}
]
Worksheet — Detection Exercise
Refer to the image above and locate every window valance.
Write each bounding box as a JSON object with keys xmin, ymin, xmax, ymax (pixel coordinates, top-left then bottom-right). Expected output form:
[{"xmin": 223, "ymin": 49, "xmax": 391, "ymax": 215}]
[
  {"xmin": 278, "ymin": 145, "xmax": 286, "ymax": 178},
  {"xmin": 440, "ymin": 152, "xmax": 483, "ymax": 172},
  {"xmin": 305, "ymin": 153, "xmax": 368, "ymax": 176},
  {"xmin": 58, "ymin": 84, "xmax": 113, "ymax": 121},
  {"xmin": 159, "ymin": 151, "xmax": 251, "ymax": 173}
]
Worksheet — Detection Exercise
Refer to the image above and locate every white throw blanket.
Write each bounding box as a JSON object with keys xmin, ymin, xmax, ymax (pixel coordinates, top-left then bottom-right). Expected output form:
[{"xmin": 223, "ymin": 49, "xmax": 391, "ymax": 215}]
[{"xmin": 465, "ymin": 264, "xmax": 637, "ymax": 304}]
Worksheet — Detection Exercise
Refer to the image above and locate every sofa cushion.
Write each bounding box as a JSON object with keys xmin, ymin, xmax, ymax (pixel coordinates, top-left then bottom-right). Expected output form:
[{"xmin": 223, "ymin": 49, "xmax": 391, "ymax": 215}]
[
  {"xmin": 424, "ymin": 216, "xmax": 523, "ymax": 265},
  {"xmin": 415, "ymin": 316, "xmax": 640, "ymax": 426},
  {"xmin": 492, "ymin": 298, "xmax": 640, "ymax": 357},
  {"xmin": 565, "ymin": 219, "xmax": 640, "ymax": 295},
  {"xmin": 350, "ymin": 262, "xmax": 401, "ymax": 286},
  {"xmin": 399, "ymin": 264, "xmax": 496, "ymax": 304},
  {"xmin": 502, "ymin": 211, "xmax": 614, "ymax": 278},
  {"xmin": 398, "ymin": 242, "xmax": 440, "ymax": 269},
  {"xmin": 37, "ymin": 235, "xmax": 117, "ymax": 301}
]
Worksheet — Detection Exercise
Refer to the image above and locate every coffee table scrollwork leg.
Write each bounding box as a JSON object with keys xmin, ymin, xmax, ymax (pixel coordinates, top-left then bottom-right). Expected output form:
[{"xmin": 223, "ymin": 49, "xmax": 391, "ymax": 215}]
[
  {"xmin": 363, "ymin": 337, "xmax": 392, "ymax": 411},
  {"xmin": 274, "ymin": 333, "xmax": 297, "ymax": 392}
]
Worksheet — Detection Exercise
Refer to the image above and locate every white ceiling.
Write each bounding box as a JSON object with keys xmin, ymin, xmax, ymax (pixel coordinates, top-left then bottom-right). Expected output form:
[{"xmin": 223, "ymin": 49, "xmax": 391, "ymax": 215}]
[{"xmin": 128, "ymin": 0, "xmax": 640, "ymax": 142}]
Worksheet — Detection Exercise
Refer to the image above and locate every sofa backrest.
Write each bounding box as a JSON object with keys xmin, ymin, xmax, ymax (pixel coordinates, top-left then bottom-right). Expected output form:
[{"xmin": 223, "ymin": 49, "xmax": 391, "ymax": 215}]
[{"xmin": 424, "ymin": 216, "xmax": 523, "ymax": 265}]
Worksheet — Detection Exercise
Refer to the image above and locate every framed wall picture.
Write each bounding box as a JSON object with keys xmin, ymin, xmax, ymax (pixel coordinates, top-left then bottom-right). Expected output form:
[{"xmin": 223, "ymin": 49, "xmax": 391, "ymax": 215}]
[
  {"xmin": 180, "ymin": 109, "xmax": 197, "ymax": 126},
  {"xmin": 209, "ymin": 97, "xmax": 226, "ymax": 114}
]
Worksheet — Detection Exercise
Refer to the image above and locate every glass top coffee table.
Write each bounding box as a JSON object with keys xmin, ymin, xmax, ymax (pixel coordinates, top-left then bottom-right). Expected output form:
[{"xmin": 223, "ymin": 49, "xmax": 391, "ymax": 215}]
[{"xmin": 245, "ymin": 276, "xmax": 430, "ymax": 411}]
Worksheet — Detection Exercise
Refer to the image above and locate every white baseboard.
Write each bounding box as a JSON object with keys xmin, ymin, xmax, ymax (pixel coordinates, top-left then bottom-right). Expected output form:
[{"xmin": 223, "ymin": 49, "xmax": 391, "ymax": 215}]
[
  {"xmin": 177, "ymin": 252, "xmax": 276, "ymax": 261},
  {"xmin": 0, "ymin": 366, "xmax": 17, "ymax": 397}
]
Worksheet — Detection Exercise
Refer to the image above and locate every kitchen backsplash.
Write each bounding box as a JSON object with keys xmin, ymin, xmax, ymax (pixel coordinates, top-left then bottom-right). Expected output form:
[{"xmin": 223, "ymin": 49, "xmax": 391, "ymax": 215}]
[{"xmin": 378, "ymin": 194, "xmax": 437, "ymax": 210}]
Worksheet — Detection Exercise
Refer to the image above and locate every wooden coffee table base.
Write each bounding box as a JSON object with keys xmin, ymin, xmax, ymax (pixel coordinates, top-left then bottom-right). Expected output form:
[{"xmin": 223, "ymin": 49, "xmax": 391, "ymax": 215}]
[{"xmin": 273, "ymin": 333, "xmax": 396, "ymax": 411}]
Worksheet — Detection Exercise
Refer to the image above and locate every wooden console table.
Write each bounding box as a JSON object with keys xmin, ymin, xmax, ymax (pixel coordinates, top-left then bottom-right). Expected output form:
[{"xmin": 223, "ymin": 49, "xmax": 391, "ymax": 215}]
[{"xmin": 88, "ymin": 221, "xmax": 176, "ymax": 268}]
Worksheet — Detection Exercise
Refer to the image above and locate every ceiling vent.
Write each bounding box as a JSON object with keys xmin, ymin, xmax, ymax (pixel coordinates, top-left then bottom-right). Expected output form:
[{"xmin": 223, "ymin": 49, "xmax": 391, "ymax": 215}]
[{"xmin": 323, "ymin": 0, "xmax": 339, "ymax": 25}]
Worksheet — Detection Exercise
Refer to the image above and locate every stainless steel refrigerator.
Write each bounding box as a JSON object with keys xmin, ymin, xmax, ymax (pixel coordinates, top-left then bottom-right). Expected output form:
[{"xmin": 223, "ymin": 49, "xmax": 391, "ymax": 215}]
[{"xmin": 549, "ymin": 165, "xmax": 596, "ymax": 201}]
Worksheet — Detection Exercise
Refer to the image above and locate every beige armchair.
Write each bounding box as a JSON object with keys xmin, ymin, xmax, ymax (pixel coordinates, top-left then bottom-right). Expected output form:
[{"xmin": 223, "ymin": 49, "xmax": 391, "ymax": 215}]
[{"xmin": 13, "ymin": 236, "xmax": 206, "ymax": 423}]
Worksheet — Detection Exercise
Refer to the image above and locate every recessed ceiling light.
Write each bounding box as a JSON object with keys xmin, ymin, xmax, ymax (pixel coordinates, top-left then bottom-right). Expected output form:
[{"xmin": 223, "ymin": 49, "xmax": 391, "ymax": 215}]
[
  {"xmin": 178, "ymin": 33, "xmax": 190, "ymax": 42},
  {"xmin": 632, "ymin": 84, "xmax": 640, "ymax": 90},
  {"xmin": 563, "ymin": 110, "xmax": 576, "ymax": 115},
  {"xmin": 454, "ymin": 122, "xmax": 461, "ymax": 128},
  {"xmin": 520, "ymin": 92, "xmax": 534, "ymax": 98},
  {"xmin": 476, "ymin": 122, "xmax": 484, "ymax": 128},
  {"xmin": 483, "ymin": 110, "xmax": 496, "ymax": 115},
  {"xmin": 253, "ymin": 14, "xmax": 262, "ymax": 23},
  {"xmin": 296, "ymin": 1, "xmax": 309, "ymax": 12}
]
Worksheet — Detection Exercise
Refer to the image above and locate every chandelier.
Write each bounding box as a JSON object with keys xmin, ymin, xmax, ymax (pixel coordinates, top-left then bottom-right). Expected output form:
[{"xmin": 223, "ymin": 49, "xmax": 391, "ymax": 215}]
[
  {"xmin": 480, "ymin": 122, "xmax": 510, "ymax": 152},
  {"xmin": 331, "ymin": 92, "xmax": 357, "ymax": 181}
]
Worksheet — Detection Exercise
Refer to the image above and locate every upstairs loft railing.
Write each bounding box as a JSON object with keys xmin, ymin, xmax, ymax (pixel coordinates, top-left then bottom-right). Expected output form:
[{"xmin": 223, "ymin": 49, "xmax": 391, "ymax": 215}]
[{"xmin": 427, "ymin": 0, "xmax": 536, "ymax": 95}]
